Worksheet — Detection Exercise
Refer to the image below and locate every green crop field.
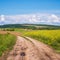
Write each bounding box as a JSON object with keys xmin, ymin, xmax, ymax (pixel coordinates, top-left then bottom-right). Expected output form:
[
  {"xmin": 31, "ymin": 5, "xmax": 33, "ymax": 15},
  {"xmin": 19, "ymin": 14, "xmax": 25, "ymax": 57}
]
[
  {"xmin": 15, "ymin": 29, "xmax": 60, "ymax": 53},
  {"xmin": 0, "ymin": 33, "xmax": 16, "ymax": 56}
]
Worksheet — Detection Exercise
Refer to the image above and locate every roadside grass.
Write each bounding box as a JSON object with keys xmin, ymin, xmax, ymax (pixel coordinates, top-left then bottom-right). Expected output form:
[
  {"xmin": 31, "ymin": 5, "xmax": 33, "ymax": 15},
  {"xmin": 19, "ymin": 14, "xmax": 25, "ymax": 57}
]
[{"xmin": 0, "ymin": 33, "xmax": 16, "ymax": 56}]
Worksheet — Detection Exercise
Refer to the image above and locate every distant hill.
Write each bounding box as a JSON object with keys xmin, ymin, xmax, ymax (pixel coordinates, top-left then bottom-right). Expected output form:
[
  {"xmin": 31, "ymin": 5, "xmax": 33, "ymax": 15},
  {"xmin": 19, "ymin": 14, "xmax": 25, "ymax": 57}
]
[{"xmin": 0, "ymin": 24, "xmax": 60, "ymax": 30}]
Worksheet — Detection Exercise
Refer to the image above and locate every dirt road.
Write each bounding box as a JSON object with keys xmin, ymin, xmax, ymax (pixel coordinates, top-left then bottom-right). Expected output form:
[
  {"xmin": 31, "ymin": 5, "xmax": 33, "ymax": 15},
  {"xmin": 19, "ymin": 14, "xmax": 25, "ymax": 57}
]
[{"xmin": 7, "ymin": 36, "xmax": 60, "ymax": 60}]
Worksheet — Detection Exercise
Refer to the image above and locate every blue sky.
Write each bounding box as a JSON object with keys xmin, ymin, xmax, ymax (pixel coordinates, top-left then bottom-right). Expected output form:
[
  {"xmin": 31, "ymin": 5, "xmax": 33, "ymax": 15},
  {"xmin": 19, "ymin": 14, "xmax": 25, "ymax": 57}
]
[
  {"xmin": 0, "ymin": 0, "xmax": 60, "ymax": 15},
  {"xmin": 0, "ymin": 0, "xmax": 60, "ymax": 25}
]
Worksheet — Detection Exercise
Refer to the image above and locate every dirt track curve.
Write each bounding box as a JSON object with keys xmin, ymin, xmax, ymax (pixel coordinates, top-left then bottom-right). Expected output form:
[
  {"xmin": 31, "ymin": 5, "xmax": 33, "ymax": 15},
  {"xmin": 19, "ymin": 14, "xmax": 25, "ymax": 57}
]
[{"xmin": 7, "ymin": 36, "xmax": 60, "ymax": 60}]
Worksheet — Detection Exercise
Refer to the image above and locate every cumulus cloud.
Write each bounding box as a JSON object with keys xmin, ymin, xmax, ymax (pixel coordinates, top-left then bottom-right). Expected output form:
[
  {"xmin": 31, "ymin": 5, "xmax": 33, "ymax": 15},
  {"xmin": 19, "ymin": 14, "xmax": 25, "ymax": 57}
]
[
  {"xmin": 0, "ymin": 15, "xmax": 5, "ymax": 21},
  {"xmin": 0, "ymin": 13, "xmax": 60, "ymax": 25}
]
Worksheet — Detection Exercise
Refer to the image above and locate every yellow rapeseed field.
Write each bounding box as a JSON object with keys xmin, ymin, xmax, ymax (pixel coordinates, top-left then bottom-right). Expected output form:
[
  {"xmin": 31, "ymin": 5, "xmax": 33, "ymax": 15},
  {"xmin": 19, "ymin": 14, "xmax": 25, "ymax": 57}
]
[{"xmin": 23, "ymin": 30, "xmax": 60, "ymax": 53}]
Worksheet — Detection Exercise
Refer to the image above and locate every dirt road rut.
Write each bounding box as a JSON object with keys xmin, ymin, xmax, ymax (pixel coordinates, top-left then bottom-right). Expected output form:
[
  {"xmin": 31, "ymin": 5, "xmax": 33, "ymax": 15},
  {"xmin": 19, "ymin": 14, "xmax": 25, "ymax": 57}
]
[{"xmin": 7, "ymin": 36, "xmax": 60, "ymax": 60}]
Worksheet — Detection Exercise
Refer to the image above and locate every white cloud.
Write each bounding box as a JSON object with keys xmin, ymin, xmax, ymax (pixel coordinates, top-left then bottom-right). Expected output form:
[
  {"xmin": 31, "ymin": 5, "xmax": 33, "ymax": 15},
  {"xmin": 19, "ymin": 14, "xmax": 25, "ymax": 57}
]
[
  {"xmin": 0, "ymin": 15, "xmax": 5, "ymax": 21},
  {"xmin": 0, "ymin": 13, "xmax": 60, "ymax": 25}
]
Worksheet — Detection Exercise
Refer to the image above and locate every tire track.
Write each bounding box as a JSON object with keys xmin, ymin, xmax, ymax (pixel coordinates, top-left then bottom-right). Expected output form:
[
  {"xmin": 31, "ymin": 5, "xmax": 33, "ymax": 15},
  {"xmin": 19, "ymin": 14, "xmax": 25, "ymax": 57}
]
[
  {"xmin": 25, "ymin": 37, "xmax": 60, "ymax": 60},
  {"xmin": 7, "ymin": 36, "xmax": 28, "ymax": 60},
  {"xmin": 24, "ymin": 37, "xmax": 40, "ymax": 60},
  {"xmin": 7, "ymin": 36, "xmax": 60, "ymax": 60},
  {"xmin": 24, "ymin": 37, "xmax": 47, "ymax": 60},
  {"xmin": 7, "ymin": 36, "xmax": 40, "ymax": 60}
]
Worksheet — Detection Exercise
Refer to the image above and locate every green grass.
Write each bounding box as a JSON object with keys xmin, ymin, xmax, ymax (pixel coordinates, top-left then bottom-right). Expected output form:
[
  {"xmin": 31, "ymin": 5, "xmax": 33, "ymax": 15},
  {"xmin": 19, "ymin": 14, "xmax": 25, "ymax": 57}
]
[
  {"xmin": 15, "ymin": 29, "xmax": 60, "ymax": 53},
  {"xmin": 0, "ymin": 33, "xmax": 16, "ymax": 56}
]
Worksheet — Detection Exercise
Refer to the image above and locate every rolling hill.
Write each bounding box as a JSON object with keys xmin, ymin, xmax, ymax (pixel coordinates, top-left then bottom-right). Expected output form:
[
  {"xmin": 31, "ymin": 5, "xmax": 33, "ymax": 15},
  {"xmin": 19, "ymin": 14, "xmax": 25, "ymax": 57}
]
[{"xmin": 0, "ymin": 24, "xmax": 60, "ymax": 30}]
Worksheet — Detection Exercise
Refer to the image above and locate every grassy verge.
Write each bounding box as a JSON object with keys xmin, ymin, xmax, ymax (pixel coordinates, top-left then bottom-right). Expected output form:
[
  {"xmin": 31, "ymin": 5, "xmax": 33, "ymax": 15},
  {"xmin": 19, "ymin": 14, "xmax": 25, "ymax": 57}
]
[{"xmin": 0, "ymin": 33, "xmax": 16, "ymax": 56}]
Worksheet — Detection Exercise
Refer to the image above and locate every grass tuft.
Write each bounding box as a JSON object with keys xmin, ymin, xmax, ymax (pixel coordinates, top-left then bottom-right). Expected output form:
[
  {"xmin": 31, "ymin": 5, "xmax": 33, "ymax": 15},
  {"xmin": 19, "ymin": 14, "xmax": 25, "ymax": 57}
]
[{"xmin": 0, "ymin": 33, "xmax": 16, "ymax": 56}]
